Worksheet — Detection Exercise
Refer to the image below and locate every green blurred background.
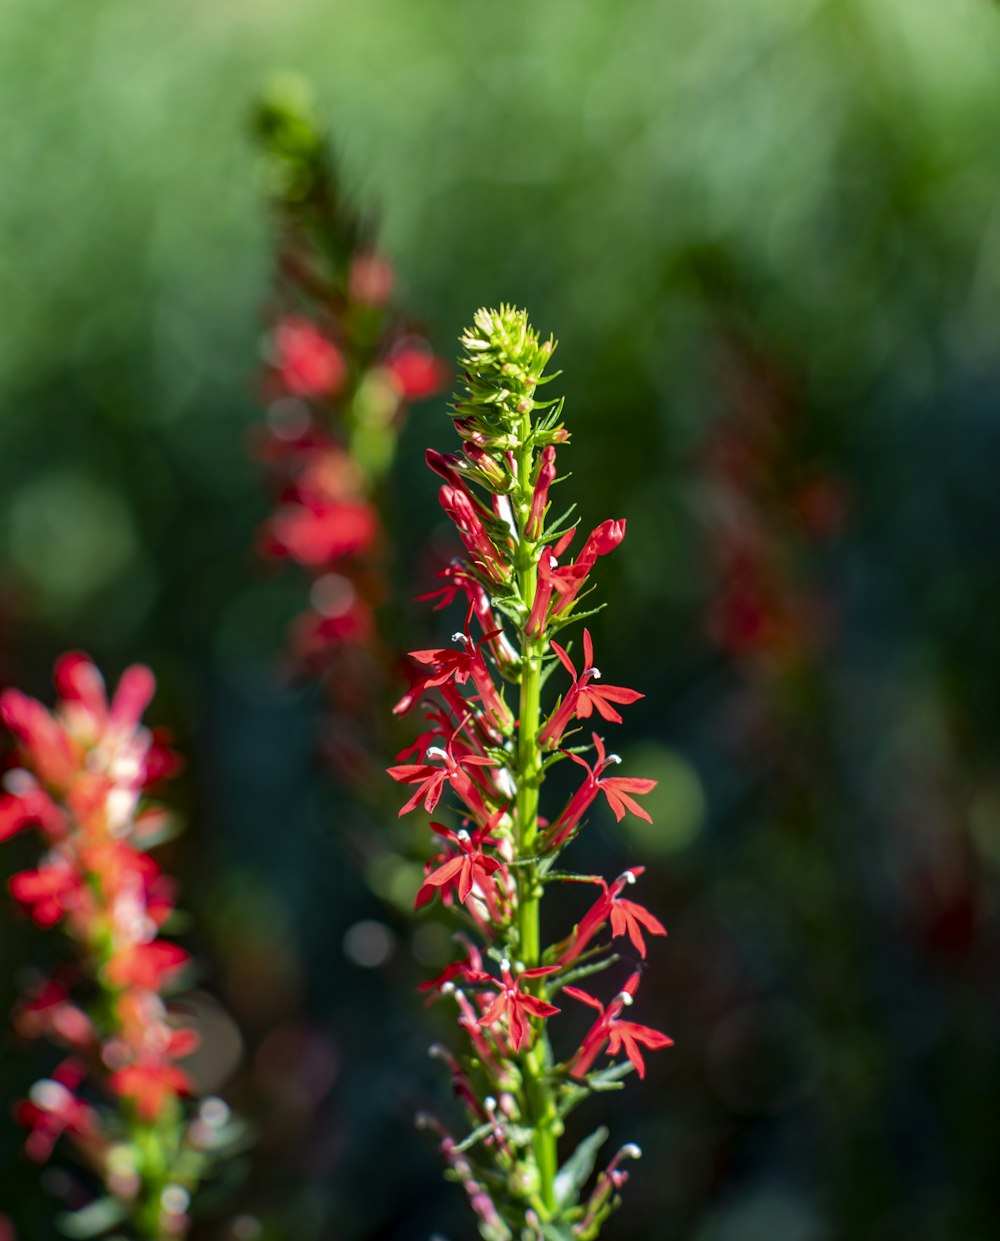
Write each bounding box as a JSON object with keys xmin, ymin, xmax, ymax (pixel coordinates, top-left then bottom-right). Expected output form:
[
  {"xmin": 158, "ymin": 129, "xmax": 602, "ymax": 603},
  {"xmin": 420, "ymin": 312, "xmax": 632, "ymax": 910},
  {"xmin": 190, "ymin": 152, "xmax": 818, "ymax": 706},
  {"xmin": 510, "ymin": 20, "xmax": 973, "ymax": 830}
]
[{"xmin": 2, "ymin": 0, "xmax": 1000, "ymax": 1237}]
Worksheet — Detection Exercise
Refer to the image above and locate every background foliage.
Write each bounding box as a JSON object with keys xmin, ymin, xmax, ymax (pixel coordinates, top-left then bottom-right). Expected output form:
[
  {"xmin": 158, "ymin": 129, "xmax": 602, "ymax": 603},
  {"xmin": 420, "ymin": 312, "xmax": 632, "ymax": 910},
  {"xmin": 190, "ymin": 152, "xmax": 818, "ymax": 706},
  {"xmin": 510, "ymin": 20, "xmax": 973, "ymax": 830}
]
[{"xmin": 2, "ymin": 1, "xmax": 1000, "ymax": 1237}]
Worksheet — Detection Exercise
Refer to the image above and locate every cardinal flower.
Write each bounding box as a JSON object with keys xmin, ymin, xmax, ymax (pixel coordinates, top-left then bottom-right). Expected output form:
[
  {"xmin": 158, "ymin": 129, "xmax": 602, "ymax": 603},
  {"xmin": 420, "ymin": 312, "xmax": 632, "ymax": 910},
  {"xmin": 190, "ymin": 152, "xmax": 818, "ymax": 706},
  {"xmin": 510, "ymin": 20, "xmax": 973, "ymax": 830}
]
[
  {"xmin": 526, "ymin": 445, "xmax": 557, "ymax": 541},
  {"xmin": 418, "ymin": 936, "xmax": 484, "ymax": 1000},
  {"xmin": 394, "ymin": 629, "xmax": 511, "ymax": 728},
  {"xmin": 0, "ymin": 788, "xmax": 65, "ymax": 844},
  {"xmin": 13, "ymin": 978, "xmax": 94, "ymax": 1052},
  {"xmin": 108, "ymin": 1059, "xmax": 192, "ymax": 1121},
  {"xmin": 539, "ymin": 629, "xmax": 643, "ymax": 747},
  {"xmin": 273, "ymin": 318, "xmax": 347, "ymax": 397},
  {"xmin": 438, "ymin": 486, "xmax": 510, "ymax": 585},
  {"xmin": 557, "ymin": 867, "xmax": 666, "ymax": 965},
  {"xmin": 9, "ymin": 858, "xmax": 83, "ymax": 928},
  {"xmin": 415, "ymin": 823, "xmax": 508, "ymax": 914},
  {"xmin": 565, "ymin": 973, "xmax": 672, "ymax": 1080},
  {"xmin": 15, "ymin": 1061, "xmax": 100, "ymax": 1163},
  {"xmin": 547, "ymin": 733, "xmax": 657, "ymax": 849},
  {"xmin": 262, "ymin": 499, "xmax": 378, "ymax": 567},
  {"xmin": 389, "ymin": 742, "xmax": 499, "ymax": 819},
  {"xmin": 472, "ymin": 960, "xmax": 560, "ymax": 1053},
  {"xmin": 386, "ymin": 346, "xmax": 449, "ymax": 401},
  {"xmin": 526, "ymin": 519, "xmax": 626, "ymax": 636},
  {"xmin": 103, "ymin": 940, "xmax": 190, "ymax": 992}
]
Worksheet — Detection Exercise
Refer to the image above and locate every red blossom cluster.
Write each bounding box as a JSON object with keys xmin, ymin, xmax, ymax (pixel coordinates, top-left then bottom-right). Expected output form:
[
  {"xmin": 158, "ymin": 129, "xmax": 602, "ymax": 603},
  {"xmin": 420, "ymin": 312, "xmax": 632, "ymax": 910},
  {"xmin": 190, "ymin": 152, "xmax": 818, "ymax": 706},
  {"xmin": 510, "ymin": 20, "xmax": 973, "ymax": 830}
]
[
  {"xmin": 252, "ymin": 87, "xmax": 447, "ymax": 708},
  {"xmin": 390, "ymin": 306, "xmax": 669, "ymax": 1238},
  {"xmin": 0, "ymin": 656, "xmax": 234, "ymax": 1237}
]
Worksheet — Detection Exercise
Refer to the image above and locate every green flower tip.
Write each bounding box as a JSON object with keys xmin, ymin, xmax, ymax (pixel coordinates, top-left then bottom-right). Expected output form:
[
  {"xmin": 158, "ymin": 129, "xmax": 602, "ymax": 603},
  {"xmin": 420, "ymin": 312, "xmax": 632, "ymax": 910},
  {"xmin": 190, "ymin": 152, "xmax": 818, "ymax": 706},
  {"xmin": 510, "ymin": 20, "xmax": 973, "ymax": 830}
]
[
  {"xmin": 458, "ymin": 305, "xmax": 558, "ymax": 414},
  {"xmin": 254, "ymin": 71, "xmax": 323, "ymax": 174}
]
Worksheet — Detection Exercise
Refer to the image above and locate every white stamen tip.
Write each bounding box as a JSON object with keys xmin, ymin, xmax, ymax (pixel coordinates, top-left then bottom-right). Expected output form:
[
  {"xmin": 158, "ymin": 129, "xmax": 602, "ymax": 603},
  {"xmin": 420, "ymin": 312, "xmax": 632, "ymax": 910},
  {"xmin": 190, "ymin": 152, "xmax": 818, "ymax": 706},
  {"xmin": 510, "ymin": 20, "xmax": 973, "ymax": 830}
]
[
  {"xmin": 161, "ymin": 1186, "xmax": 190, "ymax": 1213},
  {"xmin": 622, "ymin": 870, "xmax": 637, "ymax": 885},
  {"xmin": 484, "ymin": 1096, "xmax": 497, "ymax": 1110},
  {"xmin": 456, "ymin": 829, "xmax": 471, "ymax": 843},
  {"xmin": 607, "ymin": 753, "xmax": 622, "ymax": 765},
  {"xmin": 500, "ymin": 958, "xmax": 511, "ymax": 972},
  {"xmin": 199, "ymin": 1097, "xmax": 230, "ymax": 1127},
  {"xmin": 621, "ymin": 1143, "xmax": 642, "ymax": 1160},
  {"xmin": 618, "ymin": 991, "xmax": 634, "ymax": 1006},
  {"xmin": 425, "ymin": 746, "xmax": 447, "ymax": 762},
  {"xmin": 452, "ymin": 632, "xmax": 468, "ymax": 645},
  {"xmin": 592, "ymin": 667, "xmax": 602, "ymax": 679},
  {"xmin": 428, "ymin": 1044, "xmax": 447, "ymax": 1059},
  {"xmin": 440, "ymin": 981, "xmax": 456, "ymax": 996}
]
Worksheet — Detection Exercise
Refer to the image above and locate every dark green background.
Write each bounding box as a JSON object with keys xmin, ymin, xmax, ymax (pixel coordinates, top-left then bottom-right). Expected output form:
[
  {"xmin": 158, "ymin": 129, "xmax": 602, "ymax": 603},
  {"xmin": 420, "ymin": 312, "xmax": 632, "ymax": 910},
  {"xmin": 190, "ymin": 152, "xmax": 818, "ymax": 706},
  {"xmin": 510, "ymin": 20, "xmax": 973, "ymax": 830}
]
[{"xmin": 2, "ymin": 2, "xmax": 1000, "ymax": 1238}]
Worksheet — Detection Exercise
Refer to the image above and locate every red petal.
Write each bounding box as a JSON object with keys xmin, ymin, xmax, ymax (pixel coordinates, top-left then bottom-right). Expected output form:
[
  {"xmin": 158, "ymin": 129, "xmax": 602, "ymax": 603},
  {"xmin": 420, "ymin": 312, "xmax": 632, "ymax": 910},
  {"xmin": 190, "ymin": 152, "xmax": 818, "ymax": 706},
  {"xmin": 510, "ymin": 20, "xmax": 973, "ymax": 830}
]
[
  {"xmin": 425, "ymin": 856, "xmax": 465, "ymax": 888},
  {"xmin": 562, "ymin": 986, "xmax": 604, "ymax": 1012},
  {"xmin": 550, "ymin": 640, "xmax": 577, "ymax": 680},
  {"xmin": 520, "ymin": 995, "xmax": 560, "ymax": 1019}
]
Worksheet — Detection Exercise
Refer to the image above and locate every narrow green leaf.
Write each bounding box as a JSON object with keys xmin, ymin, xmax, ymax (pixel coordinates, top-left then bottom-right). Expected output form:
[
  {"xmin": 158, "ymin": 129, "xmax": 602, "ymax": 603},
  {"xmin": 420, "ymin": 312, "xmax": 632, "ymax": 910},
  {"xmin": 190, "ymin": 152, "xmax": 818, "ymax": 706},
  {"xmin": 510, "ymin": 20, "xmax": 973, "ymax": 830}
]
[
  {"xmin": 554, "ymin": 1125, "xmax": 609, "ymax": 1210},
  {"xmin": 57, "ymin": 1198, "xmax": 128, "ymax": 1239}
]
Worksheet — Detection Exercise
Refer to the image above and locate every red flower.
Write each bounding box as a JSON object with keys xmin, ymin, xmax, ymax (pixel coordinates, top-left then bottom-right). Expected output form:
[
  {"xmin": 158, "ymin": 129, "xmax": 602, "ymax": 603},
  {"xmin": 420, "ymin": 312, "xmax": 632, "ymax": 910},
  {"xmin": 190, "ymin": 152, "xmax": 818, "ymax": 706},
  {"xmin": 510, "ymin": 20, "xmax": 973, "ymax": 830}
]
[
  {"xmin": 539, "ymin": 629, "xmax": 643, "ymax": 747},
  {"xmin": 16, "ymin": 1061, "xmax": 99, "ymax": 1162},
  {"xmin": 289, "ymin": 598, "xmax": 375, "ymax": 665},
  {"xmin": 9, "ymin": 858, "xmax": 82, "ymax": 928},
  {"xmin": 395, "ymin": 628, "xmax": 511, "ymax": 727},
  {"xmin": 389, "ymin": 741, "xmax": 499, "ymax": 819},
  {"xmin": 418, "ymin": 936, "xmax": 484, "ymax": 1000},
  {"xmin": 108, "ymin": 1060, "xmax": 192, "ymax": 1121},
  {"xmin": 274, "ymin": 318, "xmax": 346, "ymax": 397},
  {"xmin": 0, "ymin": 691, "xmax": 77, "ymax": 789},
  {"xmin": 262, "ymin": 499, "xmax": 378, "ymax": 566},
  {"xmin": 557, "ymin": 867, "xmax": 666, "ymax": 965},
  {"xmin": 438, "ymin": 485, "xmax": 510, "ymax": 585},
  {"xmin": 104, "ymin": 940, "xmax": 189, "ymax": 991},
  {"xmin": 13, "ymin": 978, "xmax": 94, "ymax": 1052},
  {"xmin": 547, "ymin": 734, "xmax": 657, "ymax": 848},
  {"xmin": 0, "ymin": 788, "xmax": 64, "ymax": 843},
  {"xmin": 472, "ymin": 961, "xmax": 560, "ymax": 1053},
  {"xmin": 565, "ymin": 973, "xmax": 672, "ymax": 1080},
  {"xmin": 386, "ymin": 346, "xmax": 449, "ymax": 401},
  {"xmin": 527, "ymin": 519, "xmax": 626, "ymax": 636},
  {"xmin": 55, "ymin": 654, "xmax": 155, "ymax": 751},
  {"xmin": 415, "ymin": 823, "xmax": 508, "ymax": 913}
]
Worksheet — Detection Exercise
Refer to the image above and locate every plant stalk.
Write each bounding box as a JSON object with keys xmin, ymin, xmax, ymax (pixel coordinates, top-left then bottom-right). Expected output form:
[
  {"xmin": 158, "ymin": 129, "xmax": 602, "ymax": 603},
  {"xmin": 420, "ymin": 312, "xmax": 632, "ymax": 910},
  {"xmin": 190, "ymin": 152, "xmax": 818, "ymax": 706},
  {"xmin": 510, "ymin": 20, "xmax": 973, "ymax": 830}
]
[{"xmin": 514, "ymin": 415, "xmax": 558, "ymax": 1216}]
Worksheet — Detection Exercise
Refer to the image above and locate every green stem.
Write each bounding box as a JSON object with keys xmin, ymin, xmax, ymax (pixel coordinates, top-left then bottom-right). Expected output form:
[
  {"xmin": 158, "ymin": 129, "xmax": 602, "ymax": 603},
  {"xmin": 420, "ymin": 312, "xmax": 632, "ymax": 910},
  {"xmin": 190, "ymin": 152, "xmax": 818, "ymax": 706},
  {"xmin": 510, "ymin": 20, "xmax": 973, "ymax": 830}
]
[
  {"xmin": 88, "ymin": 885, "xmax": 174, "ymax": 1241},
  {"xmin": 514, "ymin": 415, "xmax": 559, "ymax": 1217}
]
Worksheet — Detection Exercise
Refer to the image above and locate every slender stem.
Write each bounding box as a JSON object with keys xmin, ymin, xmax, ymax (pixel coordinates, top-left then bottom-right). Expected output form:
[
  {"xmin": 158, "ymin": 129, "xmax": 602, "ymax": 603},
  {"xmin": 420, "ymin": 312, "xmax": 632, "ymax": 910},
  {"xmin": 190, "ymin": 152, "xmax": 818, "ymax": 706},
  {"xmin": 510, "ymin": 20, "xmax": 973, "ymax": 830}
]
[
  {"xmin": 90, "ymin": 881, "xmax": 173, "ymax": 1241},
  {"xmin": 513, "ymin": 414, "xmax": 559, "ymax": 1215}
]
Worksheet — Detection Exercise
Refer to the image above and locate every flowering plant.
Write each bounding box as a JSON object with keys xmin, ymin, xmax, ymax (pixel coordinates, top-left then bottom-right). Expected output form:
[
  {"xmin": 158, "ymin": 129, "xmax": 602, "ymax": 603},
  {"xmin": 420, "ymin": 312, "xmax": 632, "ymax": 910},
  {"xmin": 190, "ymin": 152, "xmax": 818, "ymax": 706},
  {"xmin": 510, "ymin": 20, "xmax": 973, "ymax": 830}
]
[
  {"xmin": 253, "ymin": 77, "xmax": 447, "ymax": 745},
  {"xmin": 0, "ymin": 656, "xmax": 239, "ymax": 1239},
  {"xmin": 392, "ymin": 307, "xmax": 670, "ymax": 1238}
]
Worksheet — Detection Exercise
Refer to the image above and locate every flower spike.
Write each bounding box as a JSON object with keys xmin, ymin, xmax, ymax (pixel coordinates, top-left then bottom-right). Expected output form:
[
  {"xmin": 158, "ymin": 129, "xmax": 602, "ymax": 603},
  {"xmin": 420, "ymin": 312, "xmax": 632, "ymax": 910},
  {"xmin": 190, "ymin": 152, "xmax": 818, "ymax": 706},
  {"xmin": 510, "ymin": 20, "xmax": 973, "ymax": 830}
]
[
  {"xmin": 0, "ymin": 656, "xmax": 241, "ymax": 1238},
  {"xmin": 392, "ymin": 306, "xmax": 669, "ymax": 1236}
]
